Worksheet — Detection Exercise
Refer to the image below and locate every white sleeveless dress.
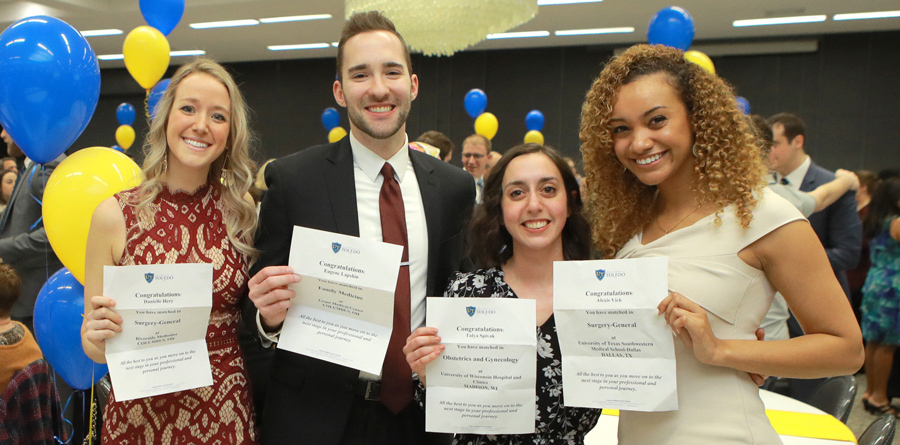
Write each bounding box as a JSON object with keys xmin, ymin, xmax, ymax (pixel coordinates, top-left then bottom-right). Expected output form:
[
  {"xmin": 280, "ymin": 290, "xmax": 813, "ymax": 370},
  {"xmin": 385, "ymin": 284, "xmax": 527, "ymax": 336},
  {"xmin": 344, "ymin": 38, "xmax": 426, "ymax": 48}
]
[{"xmin": 615, "ymin": 188, "xmax": 804, "ymax": 444}]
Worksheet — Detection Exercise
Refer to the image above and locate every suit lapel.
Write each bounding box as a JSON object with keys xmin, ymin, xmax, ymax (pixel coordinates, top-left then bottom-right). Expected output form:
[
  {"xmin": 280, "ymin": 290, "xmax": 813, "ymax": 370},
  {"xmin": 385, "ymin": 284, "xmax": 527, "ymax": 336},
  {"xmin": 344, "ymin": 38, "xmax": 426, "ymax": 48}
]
[
  {"xmin": 323, "ymin": 138, "xmax": 360, "ymax": 237},
  {"xmin": 800, "ymin": 161, "xmax": 819, "ymax": 192},
  {"xmin": 410, "ymin": 150, "xmax": 441, "ymax": 296}
]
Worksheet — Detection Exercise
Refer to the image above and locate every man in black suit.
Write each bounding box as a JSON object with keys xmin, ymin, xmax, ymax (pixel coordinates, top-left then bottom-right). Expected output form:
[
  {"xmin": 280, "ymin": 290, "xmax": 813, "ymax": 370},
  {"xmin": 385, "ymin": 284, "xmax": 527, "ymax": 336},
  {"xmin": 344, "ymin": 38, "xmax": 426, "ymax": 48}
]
[{"xmin": 247, "ymin": 11, "xmax": 474, "ymax": 445}]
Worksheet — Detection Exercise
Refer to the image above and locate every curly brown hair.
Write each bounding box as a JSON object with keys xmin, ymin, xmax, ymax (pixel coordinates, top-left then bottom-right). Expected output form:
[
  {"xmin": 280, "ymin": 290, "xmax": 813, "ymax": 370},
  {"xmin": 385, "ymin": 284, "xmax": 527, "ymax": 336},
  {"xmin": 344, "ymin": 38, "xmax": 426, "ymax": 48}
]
[{"xmin": 579, "ymin": 44, "xmax": 766, "ymax": 258}]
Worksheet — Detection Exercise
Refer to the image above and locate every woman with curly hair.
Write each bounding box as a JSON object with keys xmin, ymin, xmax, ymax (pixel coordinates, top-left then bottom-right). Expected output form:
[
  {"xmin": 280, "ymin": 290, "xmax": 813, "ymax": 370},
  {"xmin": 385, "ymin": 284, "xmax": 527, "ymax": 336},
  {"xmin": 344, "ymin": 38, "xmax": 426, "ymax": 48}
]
[
  {"xmin": 80, "ymin": 58, "xmax": 260, "ymax": 444},
  {"xmin": 404, "ymin": 144, "xmax": 601, "ymax": 443},
  {"xmin": 580, "ymin": 44, "xmax": 863, "ymax": 443}
]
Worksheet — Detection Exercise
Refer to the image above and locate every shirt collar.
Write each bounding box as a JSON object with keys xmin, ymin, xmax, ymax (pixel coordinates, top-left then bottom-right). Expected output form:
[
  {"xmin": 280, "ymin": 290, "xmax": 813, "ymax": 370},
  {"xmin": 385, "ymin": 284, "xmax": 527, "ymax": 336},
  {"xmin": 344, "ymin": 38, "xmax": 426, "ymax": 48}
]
[
  {"xmin": 349, "ymin": 131, "xmax": 411, "ymax": 183},
  {"xmin": 784, "ymin": 155, "xmax": 811, "ymax": 187}
]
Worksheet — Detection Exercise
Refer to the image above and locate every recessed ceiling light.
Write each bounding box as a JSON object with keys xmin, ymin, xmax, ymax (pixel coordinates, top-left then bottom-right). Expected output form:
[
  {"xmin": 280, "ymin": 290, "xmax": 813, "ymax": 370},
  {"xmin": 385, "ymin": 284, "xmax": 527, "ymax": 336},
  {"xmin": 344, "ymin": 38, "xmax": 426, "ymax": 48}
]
[
  {"xmin": 268, "ymin": 43, "xmax": 332, "ymax": 51},
  {"xmin": 190, "ymin": 19, "xmax": 259, "ymax": 29},
  {"xmin": 833, "ymin": 10, "xmax": 900, "ymax": 21},
  {"xmin": 486, "ymin": 31, "xmax": 550, "ymax": 39},
  {"xmin": 555, "ymin": 27, "xmax": 634, "ymax": 36},
  {"xmin": 171, "ymin": 50, "xmax": 206, "ymax": 57},
  {"xmin": 733, "ymin": 15, "xmax": 826, "ymax": 27},
  {"xmin": 81, "ymin": 29, "xmax": 123, "ymax": 37},
  {"xmin": 260, "ymin": 14, "xmax": 332, "ymax": 24},
  {"xmin": 538, "ymin": 0, "xmax": 602, "ymax": 5},
  {"xmin": 98, "ymin": 54, "xmax": 125, "ymax": 61}
]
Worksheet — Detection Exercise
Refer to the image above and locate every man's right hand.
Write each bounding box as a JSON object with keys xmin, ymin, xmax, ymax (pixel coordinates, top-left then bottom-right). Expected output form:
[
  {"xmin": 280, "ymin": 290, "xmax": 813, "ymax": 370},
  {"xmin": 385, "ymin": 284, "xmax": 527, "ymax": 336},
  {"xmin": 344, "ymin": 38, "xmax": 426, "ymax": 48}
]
[{"xmin": 248, "ymin": 266, "xmax": 301, "ymax": 332}]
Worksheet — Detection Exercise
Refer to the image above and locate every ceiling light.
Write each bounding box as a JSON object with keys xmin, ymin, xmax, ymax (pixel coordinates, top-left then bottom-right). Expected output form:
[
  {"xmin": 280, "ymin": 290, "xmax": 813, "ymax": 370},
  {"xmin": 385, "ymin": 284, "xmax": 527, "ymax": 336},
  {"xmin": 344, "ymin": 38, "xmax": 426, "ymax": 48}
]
[
  {"xmin": 260, "ymin": 14, "xmax": 332, "ymax": 23},
  {"xmin": 190, "ymin": 19, "xmax": 259, "ymax": 29},
  {"xmin": 538, "ymin": 0, "xmax": 602, "ymax": 5},
  {"xmin": 833, "ymin": 10, "xmax": 900, "ymax": 21},
  {"xmin": 733, "ymin": 15, "xmax": 826, "ymax": 27},
  {"xmin": 268, "ymin": 43, "xmax": 332, "ymax": 51},
  {"xmin": 98, "ymin": 54, "xmax": 124, "ymax": 61},
  {"xmin": 171, "ymin": 50, "xmax": 206, "ymax": 57},
  {"xmin": 555, "ymin": 27, "xmax": 633, "ymax": 36},
  {"xmin": 331, "ymin": 42, "xmax": 339, "ymax": 47},
  {"xmin": 487, "ymin": 30, "xmax": 550, "ymax": 39},
  {"xmin": 81, "ymin": 29, "xmax": 123, "ymax": 37}
]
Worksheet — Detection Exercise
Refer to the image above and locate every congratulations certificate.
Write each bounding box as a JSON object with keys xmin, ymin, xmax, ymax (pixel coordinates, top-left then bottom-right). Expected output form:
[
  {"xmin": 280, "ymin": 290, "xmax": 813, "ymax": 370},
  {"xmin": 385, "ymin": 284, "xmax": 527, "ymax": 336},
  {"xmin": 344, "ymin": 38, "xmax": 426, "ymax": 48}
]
[
  {"xmin": 554, "ymin": 257, "xmax": 677, "ymax": 412},
  {"xmin": 425, "ymin": 297, "xmax": 536, "ymax": 435},
  {"xmin": 278, "ymin": 226, "xmax": 403, "ymax": 375},
  {"xmin": 104, "ymin": 263, "xmax": 213, "ymax": 401}
]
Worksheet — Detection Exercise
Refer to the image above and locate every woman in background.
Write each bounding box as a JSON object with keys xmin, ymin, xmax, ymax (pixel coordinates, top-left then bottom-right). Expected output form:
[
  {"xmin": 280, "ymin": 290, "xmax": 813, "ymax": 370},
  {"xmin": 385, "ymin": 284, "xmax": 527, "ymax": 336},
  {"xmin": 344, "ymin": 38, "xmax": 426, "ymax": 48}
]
[
  {"xmin": 0, "ymin": 168, "xmax": 17, "ymax": 214},
  {"xmin": 80, "ymin": 58, "xmax": 259, "ymax": 444}
]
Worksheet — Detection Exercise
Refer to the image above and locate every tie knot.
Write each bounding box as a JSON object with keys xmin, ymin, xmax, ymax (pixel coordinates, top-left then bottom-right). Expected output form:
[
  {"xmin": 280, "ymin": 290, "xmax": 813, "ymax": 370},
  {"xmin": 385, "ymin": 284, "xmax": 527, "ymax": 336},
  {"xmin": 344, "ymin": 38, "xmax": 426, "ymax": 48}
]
[
  {"xmin": 381, "ymin": 163, "xmax": 396, "ymax": 182},
  {"xmin": 780, "ymin": 177, "xmax": 790, "ymax": 185}
]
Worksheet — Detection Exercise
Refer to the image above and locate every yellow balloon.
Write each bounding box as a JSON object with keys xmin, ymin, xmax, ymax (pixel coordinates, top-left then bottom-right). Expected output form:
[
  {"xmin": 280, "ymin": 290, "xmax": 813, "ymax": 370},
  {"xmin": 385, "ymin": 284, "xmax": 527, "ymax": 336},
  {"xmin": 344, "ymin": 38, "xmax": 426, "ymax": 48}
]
[
  {"xmin": 116, "ymin": 125, "xmax": 136, "ymax": 150},
  {"xmin": 684, "ymin": 50, "xmax": 715, "ymax": 75},
  {"xmin": 123, "ymin": 26, "xmax": 171, "ymax": 89},
  {"xmin": 524, "ymin": 130, "xmax": 544, "ymax": 145},
  {"xmin": 43, "ymin": 147, "xmax": 143, "ymax": 284},
  {"xmin": 474, "ymin": 112, "xmax": 498, "ymax": 140},
  {"xmin": 328, "ymin": 127, "xmax": 348, "ymax": 143}
]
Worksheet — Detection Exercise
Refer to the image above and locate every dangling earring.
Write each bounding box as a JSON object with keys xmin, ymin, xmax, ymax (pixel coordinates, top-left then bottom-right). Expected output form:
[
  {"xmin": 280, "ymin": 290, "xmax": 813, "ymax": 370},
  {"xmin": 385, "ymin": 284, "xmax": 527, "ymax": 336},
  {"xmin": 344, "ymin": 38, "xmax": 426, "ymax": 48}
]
[
  {"xmin": 220, "ymin": 150, "xmax": 230, "ymax": 184},
  {"xmin": 162, "ymin": 152, "xmax": 168, "ymax": 173},
  {"xmin": 692, "ymin": 144, "xmax": 701, "ymax": 158}
]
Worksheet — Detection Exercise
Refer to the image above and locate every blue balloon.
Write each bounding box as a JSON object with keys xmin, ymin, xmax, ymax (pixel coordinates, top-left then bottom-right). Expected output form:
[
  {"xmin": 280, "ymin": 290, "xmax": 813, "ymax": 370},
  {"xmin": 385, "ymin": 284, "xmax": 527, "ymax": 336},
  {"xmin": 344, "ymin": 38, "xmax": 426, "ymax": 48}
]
[
  {"xmin": 34, "ymin": 268, "xmax": 108, "ymax": 390},
  {"xmin": 111, "ymin": 144, "xmax": 123, "ymax": 152},
  {"xmin": 321, "ymin": 108, "xmax": 340, "ymax": 131},
  {"xmin": 464, "ymin": 89, "xmax": 488, "ymax": 119},
  {"xmin": 116, "ymin": 102, "xmax": 136, "ymax": 126},
  {"xmin": 139, "ymin": 0, "xmax": 185, "ymax": 36},
  {"xmin": 525, "ymin": 110, "xmax": 545, "ymax": 132},
  {"xmin": 647, "ymin": 7, "xmax": 695, "ymax": 51},
  {"xmin": 148, "ymin": 78, "xmax": 171, "ymax": 119},
  {"xmin": 0, "ymin": 16, "xmax": 100, "ymax": 164},
  {"xmin": 736, "ymin": 96, "xmax": 751, "ymax": 115}
]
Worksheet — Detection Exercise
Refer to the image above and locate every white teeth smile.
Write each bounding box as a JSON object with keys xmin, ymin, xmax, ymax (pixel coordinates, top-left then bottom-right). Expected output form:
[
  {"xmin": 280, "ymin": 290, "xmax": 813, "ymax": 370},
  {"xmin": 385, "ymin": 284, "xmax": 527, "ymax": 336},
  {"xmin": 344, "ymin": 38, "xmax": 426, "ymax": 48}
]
[
  {"xmin": 636, "ymin": 153, "xmax": 662, "ymax": 165},
  {"xmin": 524, "ymin": 221, "xmax": 548, "ymax": 229},
  {"xmin": 368, "ymin": 106, "xmax": 392, "ymax": 113},
  {"xmin": 184, "ymin": 138, "xmax": 210, "ymax": 149}
]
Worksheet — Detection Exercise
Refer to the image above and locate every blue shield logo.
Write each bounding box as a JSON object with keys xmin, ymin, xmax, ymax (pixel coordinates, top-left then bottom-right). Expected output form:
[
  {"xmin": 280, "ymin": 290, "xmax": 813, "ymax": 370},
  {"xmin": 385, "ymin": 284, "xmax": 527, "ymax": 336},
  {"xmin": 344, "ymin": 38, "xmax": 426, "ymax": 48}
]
[
  {"xmin": 145, "ymin": 273, "xmax": 154, "ymax": 283},
  {"xmin": 332, "ymin": 242, "xmax": 341, "ymax": 253},
  {"xmin": 595, "ymin": 269, "xmax": 605, "ymax": 281},
  {"xmin": 466, "ymin": 306, "xmax": 476, "ymax": 317}
]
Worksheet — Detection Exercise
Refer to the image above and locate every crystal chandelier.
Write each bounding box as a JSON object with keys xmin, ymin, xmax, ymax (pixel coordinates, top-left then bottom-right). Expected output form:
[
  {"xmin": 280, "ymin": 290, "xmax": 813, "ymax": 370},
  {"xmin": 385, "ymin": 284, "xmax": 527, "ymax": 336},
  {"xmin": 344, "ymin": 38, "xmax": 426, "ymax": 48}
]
[{"xmin": 345, "ymin": 0, "xmax": 539, "ymax": 57}]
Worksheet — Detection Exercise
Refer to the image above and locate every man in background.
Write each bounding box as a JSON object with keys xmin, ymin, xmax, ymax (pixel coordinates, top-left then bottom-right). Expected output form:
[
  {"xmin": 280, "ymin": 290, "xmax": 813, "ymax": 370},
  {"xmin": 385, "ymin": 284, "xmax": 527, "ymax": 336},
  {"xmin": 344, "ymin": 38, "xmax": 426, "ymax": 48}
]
[{"xmin": 461, "ymin": 134, "xmax": 491, "ymax": 204}]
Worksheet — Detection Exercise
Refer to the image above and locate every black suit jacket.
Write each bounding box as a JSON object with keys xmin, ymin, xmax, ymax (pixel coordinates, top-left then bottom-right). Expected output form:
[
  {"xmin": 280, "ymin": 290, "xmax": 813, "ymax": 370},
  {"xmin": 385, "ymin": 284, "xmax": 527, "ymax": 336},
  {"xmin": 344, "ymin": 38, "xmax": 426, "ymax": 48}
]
[
  {"xmin": 250, "ymin": 137, "xmax": 474, "ymax": 445},
  {"xmin": 800, "ymin": 161, "xmax": 862, "ymax": 296}
]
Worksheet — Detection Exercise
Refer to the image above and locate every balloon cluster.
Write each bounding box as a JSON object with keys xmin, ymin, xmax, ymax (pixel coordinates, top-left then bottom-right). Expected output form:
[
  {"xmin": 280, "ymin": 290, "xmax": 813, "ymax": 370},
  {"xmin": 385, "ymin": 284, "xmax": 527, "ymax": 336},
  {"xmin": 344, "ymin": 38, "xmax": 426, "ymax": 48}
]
[
  {"xmin": 523, "ymin": 110, "xmax": 545, "ymax": 145},
  {"xmin": 322, "ymin": 108, "xmax": 347, "ymax": 143},
  {"xmin": 124, "ymin": 0, "xmax": 184, "ymax": 118},
  {"xmin": 647, "ymin": 7, "xmax": 751, "ymax": 114},
  {"xmin": 465, "ymin": 89, "xmax": 498, "ymax": 140},
  {"xmin": 116, "ymin": 103, "xmax": 137, "ymax": 151}
]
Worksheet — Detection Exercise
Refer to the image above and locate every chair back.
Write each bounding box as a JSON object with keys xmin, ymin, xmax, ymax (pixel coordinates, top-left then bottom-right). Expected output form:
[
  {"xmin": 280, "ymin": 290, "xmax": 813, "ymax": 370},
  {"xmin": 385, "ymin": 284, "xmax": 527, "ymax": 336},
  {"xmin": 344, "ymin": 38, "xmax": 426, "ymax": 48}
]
[
  {"xmin": 805, "ymin": 375, "xmax": 857, "ymax": 423},
  {"xmin": 0, "ymin": 358, "xmax": 66, "ymax": 444},
  {"xmin": 858, "ymin": 413, "xmax": 897, "ymax": 445}
]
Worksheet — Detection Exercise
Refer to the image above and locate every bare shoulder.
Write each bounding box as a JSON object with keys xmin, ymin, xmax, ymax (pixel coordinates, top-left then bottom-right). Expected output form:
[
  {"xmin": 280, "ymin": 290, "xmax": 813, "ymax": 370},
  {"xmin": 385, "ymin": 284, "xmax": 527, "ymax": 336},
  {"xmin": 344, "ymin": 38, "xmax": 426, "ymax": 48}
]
[{"xmin": 91, "ymin": 196, "xmax": 126, "ymax": 232}]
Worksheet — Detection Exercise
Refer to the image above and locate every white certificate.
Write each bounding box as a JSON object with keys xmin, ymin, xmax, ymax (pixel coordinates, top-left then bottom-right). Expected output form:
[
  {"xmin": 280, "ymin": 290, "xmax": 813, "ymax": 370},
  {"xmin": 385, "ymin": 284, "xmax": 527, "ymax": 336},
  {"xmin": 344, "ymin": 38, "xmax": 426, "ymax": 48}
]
[
  {"xmin": 425, "ymin": 297, "xmax": 536, "ymax": 435},
  {"xmin": 278, "ymin": 226, "xmax": 403, "ymax": 374},
  {"xmin": 554, "ymin": 257, "xmax": 677, "ymax": 412},
  {"xmin": 104, "ymin": 263, "xmax": 213, "ymax": 401}
]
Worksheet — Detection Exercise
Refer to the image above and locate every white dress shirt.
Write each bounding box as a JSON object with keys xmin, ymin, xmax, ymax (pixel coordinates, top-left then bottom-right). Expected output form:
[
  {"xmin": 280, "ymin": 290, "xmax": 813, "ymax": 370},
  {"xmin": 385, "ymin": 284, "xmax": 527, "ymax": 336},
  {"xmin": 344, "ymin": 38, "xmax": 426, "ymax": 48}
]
[{"xmin": 781, "ymin": 155, "xmax": 811, "ymax": 190}]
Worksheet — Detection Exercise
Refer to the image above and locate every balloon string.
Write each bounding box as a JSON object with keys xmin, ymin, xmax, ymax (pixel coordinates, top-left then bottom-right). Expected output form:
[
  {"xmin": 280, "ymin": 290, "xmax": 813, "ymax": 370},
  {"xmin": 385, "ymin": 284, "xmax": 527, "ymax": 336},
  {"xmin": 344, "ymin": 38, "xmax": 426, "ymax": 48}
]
[
  {"xmin": 144, "ymin": 89, "xmax": 150, "ymax": 120},
  {"xmin": 54, "ymin": 388, "xmax": 75, "ymax": 444},
  {"xmin": 28, "ymin": 163, "xmax": 44, "ymax": 230},
  {"xmin": 86, "ymin": 368, "xmax": 96, "ymax": 444}
]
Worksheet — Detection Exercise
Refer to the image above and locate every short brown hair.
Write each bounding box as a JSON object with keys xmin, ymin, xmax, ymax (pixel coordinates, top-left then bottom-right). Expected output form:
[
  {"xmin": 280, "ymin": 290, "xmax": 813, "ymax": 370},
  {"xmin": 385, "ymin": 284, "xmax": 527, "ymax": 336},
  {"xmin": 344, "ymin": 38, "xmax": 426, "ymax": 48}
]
[
  {"xmin": 336, "ymin": 11, "xmax": 412, "ymax": 82},
  {"xmin": 768, "ymin": 112, "xmax": 806, "ymax": 143},
  {"xmin": 0, "ymin": 264, "xmax": 21, "ymax": 318},
  {"xmin": 463, "ymin": 134, "xmax": 491, "ymax": 153},
  {"xmin": 468, "ymin": 144, "xmax": 592, "ymax": 268},
  {"xmin": 416, "ymin": 131, "xmax": 454, "ymax": 160}
]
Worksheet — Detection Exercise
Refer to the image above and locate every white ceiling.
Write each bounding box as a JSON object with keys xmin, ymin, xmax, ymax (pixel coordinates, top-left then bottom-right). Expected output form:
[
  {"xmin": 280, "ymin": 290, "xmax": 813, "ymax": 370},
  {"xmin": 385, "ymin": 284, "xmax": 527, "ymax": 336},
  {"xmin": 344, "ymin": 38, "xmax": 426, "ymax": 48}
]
[{"xmin": 3, "ymin": 0, "xmax": 900, "ymax": 68}]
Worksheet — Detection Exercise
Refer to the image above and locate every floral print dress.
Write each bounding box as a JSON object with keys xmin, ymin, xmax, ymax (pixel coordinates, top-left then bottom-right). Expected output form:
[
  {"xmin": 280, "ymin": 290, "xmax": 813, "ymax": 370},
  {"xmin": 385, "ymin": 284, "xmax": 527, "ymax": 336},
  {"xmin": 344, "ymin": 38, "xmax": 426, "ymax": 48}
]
[{"xmin": 418, "ymin": 268, "xmax": 601, "ymax": 445}]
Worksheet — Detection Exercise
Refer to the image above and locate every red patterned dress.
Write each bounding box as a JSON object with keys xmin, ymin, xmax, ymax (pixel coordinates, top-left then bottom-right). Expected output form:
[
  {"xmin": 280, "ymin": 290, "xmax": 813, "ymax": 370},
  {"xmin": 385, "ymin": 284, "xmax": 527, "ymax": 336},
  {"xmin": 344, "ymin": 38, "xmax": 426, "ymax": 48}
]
[{"xmin": 101, "ymin": 183, "xmax": 259, "ymax": 444}]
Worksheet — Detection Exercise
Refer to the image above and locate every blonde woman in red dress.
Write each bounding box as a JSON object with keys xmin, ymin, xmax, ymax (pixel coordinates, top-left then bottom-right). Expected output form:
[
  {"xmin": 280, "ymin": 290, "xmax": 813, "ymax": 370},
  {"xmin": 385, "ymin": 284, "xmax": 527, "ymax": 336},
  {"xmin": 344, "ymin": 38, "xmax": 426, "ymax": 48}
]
[{"xmin": 80, "ymin": 58, "xmax": 259, "ymax": 444}]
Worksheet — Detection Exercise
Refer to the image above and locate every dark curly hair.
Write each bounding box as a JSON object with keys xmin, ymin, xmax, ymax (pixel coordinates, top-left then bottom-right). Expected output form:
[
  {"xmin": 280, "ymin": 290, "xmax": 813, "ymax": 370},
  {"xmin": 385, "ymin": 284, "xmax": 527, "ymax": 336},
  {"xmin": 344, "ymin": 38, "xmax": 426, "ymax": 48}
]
[
  {"xmin": 468, "ymin": 143, "xmax": 592, "ymax": 268},
  {"xmin": 580, "ymin": 44, "xmax": 766, "ymax": 258}
]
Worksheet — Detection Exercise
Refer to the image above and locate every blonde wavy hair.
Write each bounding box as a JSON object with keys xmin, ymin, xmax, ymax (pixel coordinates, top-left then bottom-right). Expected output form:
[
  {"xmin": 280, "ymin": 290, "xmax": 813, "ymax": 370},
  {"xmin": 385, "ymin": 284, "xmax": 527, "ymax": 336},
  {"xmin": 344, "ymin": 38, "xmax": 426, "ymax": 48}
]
[
  {"xmin": 129, "ymin": 58, "xmax": 258, "ymax": 262},
  {"xmin": 580, "ymin": 44, "xmax": 766, "ymax": 258}
]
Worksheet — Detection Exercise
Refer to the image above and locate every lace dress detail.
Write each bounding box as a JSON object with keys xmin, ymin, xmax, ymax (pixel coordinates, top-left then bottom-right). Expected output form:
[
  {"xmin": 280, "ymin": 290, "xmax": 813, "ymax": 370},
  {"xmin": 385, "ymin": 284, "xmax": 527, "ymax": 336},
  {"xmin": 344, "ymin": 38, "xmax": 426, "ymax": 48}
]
[{"xmin": 101, "ymin": 183, "xmax": 259, "ymax": 444}]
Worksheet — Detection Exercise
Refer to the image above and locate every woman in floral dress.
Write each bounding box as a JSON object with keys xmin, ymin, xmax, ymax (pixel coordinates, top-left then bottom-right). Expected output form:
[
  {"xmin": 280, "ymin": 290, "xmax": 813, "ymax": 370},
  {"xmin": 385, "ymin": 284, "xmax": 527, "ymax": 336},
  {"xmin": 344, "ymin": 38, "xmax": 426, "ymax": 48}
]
[{"xmin": 404, "ymin": 144, "xmax": 600, "ymax": 444}]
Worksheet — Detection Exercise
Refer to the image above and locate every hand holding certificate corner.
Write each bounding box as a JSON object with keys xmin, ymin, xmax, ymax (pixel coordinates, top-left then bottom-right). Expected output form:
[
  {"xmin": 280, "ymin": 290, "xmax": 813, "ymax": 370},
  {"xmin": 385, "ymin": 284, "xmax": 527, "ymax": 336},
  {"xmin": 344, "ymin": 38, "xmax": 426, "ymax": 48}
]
[
  {"xmin": 554, "ymin": 256, "xmax": 677, "ymax": 412},
  {"xmin": 278, "ymin": 226, "xmax": 403, "ymax": 374},
  {"xmin": 423, "ymin": 297, "xmax": 536, "ymax": 435},
  {"xmin": 103, "ymin": 263, "xmax": 213, "ymax": 401}
]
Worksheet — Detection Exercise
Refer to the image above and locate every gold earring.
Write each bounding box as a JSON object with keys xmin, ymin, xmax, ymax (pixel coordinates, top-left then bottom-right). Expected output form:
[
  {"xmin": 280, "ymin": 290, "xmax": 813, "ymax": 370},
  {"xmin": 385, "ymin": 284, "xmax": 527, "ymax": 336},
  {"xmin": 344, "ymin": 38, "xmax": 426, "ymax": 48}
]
[{"xmin": 220, "ymin": 151, "xmax": 230, "ymax": 184}]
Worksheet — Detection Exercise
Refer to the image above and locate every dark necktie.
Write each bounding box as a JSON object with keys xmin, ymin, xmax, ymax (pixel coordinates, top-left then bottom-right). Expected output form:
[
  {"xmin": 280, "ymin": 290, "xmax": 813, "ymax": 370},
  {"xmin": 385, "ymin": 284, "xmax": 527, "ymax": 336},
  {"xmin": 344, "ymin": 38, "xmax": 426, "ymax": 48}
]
[
  {"xmin": 378, "ymin": 162, "xmax": 413, "ymax": 413},
  {"xmin": 780, "ymin": 176, "xmax": 790, "ymax": 185}
]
